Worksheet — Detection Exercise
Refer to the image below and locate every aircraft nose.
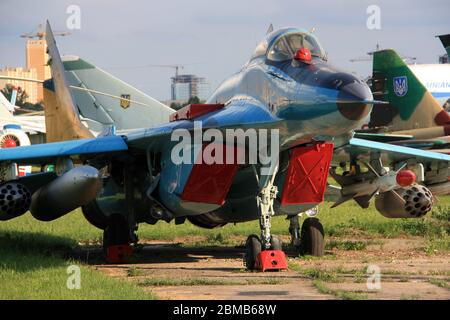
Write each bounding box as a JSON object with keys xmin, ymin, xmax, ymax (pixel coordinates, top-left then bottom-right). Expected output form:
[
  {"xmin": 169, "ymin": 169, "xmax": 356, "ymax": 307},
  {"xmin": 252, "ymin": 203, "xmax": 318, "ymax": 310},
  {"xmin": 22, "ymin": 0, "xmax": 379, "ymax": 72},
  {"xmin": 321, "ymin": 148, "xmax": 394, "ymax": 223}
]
[{"xmin": 337, "ymin": 81, "xmax": 372, "ymax": 121}]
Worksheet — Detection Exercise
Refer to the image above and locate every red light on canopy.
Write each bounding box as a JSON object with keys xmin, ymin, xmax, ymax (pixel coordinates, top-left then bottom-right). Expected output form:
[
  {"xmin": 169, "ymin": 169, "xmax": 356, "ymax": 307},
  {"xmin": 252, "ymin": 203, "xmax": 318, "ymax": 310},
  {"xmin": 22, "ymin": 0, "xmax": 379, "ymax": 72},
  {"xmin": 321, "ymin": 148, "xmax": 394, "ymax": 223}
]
[{"xmin": 294, "ymin": 48, "xmax": 312, "ymax": 64}]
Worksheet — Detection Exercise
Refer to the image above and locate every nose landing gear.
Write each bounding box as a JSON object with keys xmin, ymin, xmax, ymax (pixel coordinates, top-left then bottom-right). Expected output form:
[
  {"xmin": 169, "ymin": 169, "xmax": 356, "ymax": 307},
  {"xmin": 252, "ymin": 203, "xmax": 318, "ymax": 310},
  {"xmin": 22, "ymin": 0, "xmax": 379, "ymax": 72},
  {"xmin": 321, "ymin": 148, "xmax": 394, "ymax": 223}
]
[{"xmin": 244, "ymin": 163, "xmax": 288, "ymax": 271}]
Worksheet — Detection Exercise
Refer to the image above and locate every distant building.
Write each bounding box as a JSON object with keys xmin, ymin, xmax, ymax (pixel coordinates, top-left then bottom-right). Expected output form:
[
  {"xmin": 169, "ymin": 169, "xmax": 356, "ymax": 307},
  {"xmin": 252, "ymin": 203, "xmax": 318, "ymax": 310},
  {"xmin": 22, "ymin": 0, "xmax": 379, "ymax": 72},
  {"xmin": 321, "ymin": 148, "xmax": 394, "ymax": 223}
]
[
  {"xmin": 0, "ymin": 39, "xmax": 51, "ymax": 104},
  {"xmin": 171, "ymin": 74, "xmax": 210, "ymax": 101},
  {"xmin": 26, "ymin": 39, "xmax": 51, "ymax": 102},
  {"xmin": 0, "ymin": 67, "xmax": 38, "ymax": 103}
]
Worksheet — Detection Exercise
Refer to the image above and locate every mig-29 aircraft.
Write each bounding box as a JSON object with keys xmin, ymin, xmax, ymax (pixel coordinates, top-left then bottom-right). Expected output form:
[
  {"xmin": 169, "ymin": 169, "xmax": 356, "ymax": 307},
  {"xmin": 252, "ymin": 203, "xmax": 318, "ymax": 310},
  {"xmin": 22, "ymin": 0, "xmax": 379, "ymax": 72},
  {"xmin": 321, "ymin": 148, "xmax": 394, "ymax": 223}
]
[
  {"xmin": 334, "ymin": 48, "xmax": 450, "ymax": 202},
  {"xmin": 1, "ymin": 21, "xmax": 449, "ymax": 271}
]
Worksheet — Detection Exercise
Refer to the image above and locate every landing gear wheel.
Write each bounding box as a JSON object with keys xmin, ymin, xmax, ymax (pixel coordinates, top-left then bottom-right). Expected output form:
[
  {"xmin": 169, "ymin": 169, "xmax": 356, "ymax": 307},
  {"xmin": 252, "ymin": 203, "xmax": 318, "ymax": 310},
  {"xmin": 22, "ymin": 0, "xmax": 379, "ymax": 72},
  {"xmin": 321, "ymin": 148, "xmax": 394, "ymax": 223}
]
[
  {"xmin": 244, "ymin": 235, "xmax": 262, "ymax": 270},
  {"xmin": 82, "ymin": 201, "xmax": 108, "ymax": 230},
  {"xmin": 270, "ymin": 235, "xmax": 283, "ymax": 251},
  {"xmin": 103, "ymin": 214, "xmax": 131, "ymax": 256},
  {"xmin": 300, "ymin": 217, "xmax": 324, "ymax": 257}
]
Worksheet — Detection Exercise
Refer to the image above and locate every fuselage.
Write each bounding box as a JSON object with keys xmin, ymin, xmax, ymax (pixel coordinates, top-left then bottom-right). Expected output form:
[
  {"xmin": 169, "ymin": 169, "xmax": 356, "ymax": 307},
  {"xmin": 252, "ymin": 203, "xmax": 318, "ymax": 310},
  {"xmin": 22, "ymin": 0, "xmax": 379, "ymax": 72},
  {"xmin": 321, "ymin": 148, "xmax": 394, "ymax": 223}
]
[
  {"xmin": 128, "ymin": 28, "xmax": 376, "ymax": 224},
  {"xmin": 207, "ymin": 27, "xmax": 373, "ymax": 149}
]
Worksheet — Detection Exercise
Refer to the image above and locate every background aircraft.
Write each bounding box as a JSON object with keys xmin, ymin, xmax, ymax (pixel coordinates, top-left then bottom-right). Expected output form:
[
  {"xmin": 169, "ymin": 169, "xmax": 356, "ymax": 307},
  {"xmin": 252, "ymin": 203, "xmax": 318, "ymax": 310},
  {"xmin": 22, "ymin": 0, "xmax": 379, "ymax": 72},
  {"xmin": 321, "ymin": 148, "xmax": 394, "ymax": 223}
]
[
  {"xmin": 408, "ymin": 34, "xmax": 450, "ymax": 107},
  {"xmin": 0, "ymin": 92, "xmax": 46, "ymax": 134},
  {"xmin": 1, "ymin": 22, "xmax": 448, "ymax": 271},
  {"xmin": 0, "ymin": 56, "xmax": 174, "ymax": 142},
  {"xmin": 349, "ymin": 49, "xmax": 450, "ymax": 197}
]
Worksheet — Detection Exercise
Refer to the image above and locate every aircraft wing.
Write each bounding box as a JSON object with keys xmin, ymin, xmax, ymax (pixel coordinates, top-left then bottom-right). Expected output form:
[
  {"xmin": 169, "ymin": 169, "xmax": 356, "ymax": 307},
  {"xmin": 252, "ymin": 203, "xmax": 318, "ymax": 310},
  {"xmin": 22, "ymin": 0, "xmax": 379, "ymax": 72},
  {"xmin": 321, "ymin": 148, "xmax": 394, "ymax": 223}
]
[
  {"xmin": 334, "ymin": 137, "xmax": 450, "ymax": 164},
  {"xmin": 125, "ymin": 97, "xmax": 280, "ymax": 151},
  {"xmin": 0, "ymin": 135, "xmax": 128, "ymax": 165},
  {"xmin": 0, "ymin": 97, "xmax": 278, "ymax": 165},
  {"xmin": 353, "ymin": 132, "xmax": 413, "ymax": 143}
]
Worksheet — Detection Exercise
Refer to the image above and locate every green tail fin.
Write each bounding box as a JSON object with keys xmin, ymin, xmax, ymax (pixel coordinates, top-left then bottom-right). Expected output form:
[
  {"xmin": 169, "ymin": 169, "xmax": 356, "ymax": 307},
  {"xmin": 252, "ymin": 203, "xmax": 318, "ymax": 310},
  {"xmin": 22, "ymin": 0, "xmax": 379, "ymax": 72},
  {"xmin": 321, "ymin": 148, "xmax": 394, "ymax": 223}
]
[
  {"xmin": 369, "ymin": 49, "xmax": 447, "ymax": 132},
  {"xmin": 372, "ymin": 49, "xmax": 425, "ymax": 120},
  {"xmin": 437, "ymin": 34, "xmax": 450, "ymax": 57}
]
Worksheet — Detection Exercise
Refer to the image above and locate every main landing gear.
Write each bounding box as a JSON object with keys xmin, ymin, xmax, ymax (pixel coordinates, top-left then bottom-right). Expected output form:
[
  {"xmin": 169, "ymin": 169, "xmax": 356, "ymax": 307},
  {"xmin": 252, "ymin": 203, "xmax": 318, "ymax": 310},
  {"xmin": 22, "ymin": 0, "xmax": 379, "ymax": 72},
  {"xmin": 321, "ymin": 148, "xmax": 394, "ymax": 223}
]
[
  {"xmin": 244, "ymin": 164, "xmax": 288, "ymax": 271},
  {"xmin": 289, "ymin": 208, "xmax": 325, "ymax": 257},
  {"xmin": 102, "ymin": 165, "xmax": 138, "ymax": 263}
]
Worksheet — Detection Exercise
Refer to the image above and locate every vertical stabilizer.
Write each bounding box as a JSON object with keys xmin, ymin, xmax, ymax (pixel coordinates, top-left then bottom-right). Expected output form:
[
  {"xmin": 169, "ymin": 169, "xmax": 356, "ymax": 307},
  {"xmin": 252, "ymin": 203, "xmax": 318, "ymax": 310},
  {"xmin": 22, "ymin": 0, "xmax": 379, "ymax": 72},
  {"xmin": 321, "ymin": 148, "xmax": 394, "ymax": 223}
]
[
  {"xmin": 369, "ymin": 49, "xmax": 450, "ymax": 133},
  {"xmin": 44, "ymin": 20, "xmax": 93, "ymax": 142}
]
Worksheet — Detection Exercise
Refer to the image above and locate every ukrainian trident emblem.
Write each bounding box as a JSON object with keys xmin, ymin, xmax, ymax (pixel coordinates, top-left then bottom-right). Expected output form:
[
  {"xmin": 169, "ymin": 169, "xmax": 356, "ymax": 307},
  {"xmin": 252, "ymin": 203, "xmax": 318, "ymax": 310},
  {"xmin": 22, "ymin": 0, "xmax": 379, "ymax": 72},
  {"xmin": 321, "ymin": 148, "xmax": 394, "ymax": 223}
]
[{"xmin": 393, "ymin": 76, "xmax": 408, "ymax": 97}]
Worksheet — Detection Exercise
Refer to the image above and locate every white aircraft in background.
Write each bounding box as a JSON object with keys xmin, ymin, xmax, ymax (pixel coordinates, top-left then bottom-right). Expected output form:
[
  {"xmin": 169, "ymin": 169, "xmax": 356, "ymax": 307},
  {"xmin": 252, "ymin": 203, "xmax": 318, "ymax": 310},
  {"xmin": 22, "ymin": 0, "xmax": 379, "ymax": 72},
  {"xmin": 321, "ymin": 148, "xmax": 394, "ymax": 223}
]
[
  {"xmin": 0, "ymin": 91, "xmax": 46, "ymax": 133},
  {"xmin": 409, "ymin": 34, "xmax": 450, "ymax": 107},
  {"xmin": 409, "ymin": 64, "xmax": 450, "ymax": 107}
]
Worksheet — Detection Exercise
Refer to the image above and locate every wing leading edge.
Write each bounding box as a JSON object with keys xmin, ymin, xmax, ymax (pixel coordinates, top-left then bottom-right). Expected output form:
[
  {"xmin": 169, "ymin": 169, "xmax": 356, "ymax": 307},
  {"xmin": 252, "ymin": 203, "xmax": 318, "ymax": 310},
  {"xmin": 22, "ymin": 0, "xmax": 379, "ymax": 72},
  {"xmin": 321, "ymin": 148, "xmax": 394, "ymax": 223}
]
[
  {"xmin": 341, "ymin": 137, "xmax": 450, "ymax": 163},
  {"xmin": 0, "ymin": 135, "xmax": 128, "ymax": 164}
]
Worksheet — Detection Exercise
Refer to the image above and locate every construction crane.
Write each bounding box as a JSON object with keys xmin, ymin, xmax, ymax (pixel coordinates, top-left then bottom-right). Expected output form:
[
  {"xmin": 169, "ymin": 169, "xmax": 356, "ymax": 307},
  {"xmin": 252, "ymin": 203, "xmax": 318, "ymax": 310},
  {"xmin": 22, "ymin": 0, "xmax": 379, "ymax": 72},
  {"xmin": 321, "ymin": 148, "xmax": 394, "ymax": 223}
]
[
  {"xmin": 104, "ymin": 63, "xmax": 185, "ymax": 78},
  {"xmin": 20, "ymin": 23, "xmax": 70, "ymax": 39},
  {"xmin": 141, "ymin": 64, "xmax": 185, "ymax": 78}
]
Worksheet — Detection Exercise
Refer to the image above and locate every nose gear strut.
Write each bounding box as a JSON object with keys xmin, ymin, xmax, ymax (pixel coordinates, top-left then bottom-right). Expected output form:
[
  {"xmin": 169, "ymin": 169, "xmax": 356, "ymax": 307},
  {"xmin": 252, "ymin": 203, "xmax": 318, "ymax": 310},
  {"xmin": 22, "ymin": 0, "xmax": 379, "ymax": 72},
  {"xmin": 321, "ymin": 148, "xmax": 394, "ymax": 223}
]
[{"xmin": 244, "ymin": 162, "xmax": 288, "ymax": 271}]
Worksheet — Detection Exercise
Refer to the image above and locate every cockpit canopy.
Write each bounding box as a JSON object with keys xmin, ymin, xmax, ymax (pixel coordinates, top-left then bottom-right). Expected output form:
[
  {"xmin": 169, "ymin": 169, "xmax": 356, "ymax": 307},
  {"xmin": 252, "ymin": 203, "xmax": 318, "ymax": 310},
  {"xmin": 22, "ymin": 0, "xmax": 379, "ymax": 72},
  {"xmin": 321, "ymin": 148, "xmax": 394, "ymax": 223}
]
[{"xmin": 250, "ymin": 28, "xmax": 326, "ymax": 62}]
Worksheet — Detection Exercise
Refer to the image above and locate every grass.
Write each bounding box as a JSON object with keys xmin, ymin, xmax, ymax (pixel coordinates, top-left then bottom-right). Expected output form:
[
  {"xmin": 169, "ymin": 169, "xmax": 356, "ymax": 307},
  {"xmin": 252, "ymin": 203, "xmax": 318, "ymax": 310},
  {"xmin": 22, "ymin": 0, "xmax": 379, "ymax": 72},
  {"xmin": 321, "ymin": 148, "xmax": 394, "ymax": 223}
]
[
  {"xmin": 431, "ymin": 205, "xmax": 450, "ymax": 221},
  {"xmin": 0, "ymin": 255, "xmax": 154, "ymax": 299},
  {"xmin": 289, "ymin": 263, "xmax": 370, "ymax": 283},
  {"xmin": 429, "ymin": 279, "xmax": 450, "ymax": 290},
  {"xmin": 423, "ymin": 235, "xmax": 450, "ymax": 255},
  {"xmin": 2, "ymin": 197, "xmax": 448, "ymax": 245},
  {"xmin": 0, "ymin": 213, "xmax": 154, "ymax": 299},
  {"xmin": 313, "ymin": 280, "xmax": 368, "ymax": 300},
  {"xmin": 0, "ymin": 196, "xmax": 449, "ymax": 299},
  {"xmin": 127, "ymin": 266, "xmax": 145, "ymax": 277},
  {"xmin": 138, "ymin": 277, "xmax": 282, "ymax": 287},
  {"xmin": 325, "ymin": 239, "xmax": 383, "ymax": 251}
]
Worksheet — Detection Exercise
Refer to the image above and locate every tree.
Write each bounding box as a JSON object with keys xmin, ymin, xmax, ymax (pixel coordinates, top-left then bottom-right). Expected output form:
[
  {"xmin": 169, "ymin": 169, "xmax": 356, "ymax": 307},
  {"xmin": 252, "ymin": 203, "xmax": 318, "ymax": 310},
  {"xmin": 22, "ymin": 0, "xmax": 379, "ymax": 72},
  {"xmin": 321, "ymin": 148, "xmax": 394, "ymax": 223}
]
[
  {"xmin": 169, "ymin": 96, "xmax": 204, "ymax": 110},
  {"xmin": 0, "ymin": 84, "xmax": 44, "ymax": 115},
  {"xmin": 170, "ymin": 102, "xmax": 182, "ymax": 110},
  {"xmin": 1, "ymin": 84, "xmax": 28, "ymax": 107},
  {"xmin": 186, "ymin": 96, "xmax": 201, "ymax": 105}
]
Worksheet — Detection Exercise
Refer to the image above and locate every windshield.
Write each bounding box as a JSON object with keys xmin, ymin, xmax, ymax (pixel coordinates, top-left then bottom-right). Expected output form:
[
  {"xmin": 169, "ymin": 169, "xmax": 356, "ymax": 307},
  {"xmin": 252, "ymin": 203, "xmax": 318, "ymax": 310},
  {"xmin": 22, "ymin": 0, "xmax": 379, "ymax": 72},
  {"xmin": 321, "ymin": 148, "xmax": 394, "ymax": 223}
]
[{"xmin": 267, "ymin": 32, "xmax": 325, "ymax": 61}]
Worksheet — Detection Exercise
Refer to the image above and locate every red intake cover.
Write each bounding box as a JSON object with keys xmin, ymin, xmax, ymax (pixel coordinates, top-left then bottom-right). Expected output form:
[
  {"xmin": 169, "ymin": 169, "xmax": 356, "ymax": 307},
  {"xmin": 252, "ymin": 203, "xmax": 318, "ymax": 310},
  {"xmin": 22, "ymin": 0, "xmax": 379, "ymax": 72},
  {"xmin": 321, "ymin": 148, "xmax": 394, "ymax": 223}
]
[
  {"xmin": 280, "ymin": 143, "xmax": 334, "ymax": 205},
  {"xmin": 181, "ymin": 144, "xmax": 239, "ymax": 205},
  {"xmin": 170, "ymin": 104, "xmax": 225, "ymax": 122}
]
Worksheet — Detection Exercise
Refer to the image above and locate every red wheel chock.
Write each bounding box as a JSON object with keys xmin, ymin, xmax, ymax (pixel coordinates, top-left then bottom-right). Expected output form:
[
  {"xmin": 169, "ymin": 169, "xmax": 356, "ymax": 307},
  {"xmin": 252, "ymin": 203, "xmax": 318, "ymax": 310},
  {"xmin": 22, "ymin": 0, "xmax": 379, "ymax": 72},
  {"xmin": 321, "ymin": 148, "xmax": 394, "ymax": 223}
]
[
  {"xmin": 106, "ymin": 244, "xmax": 133, "ymax": 263},
  {"xmin": 255, "ymin": 250, "xmax": 288, "ymax": 272}
]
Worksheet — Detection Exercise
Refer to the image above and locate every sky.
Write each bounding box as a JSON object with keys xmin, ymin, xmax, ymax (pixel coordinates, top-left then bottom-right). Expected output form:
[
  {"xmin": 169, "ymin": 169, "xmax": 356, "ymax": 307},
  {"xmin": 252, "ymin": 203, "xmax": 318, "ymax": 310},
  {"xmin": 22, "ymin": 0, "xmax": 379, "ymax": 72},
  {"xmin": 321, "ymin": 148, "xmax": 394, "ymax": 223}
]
[{"xmin": 0, "ymin": 0, "xmax": 449, "ymax": 101}]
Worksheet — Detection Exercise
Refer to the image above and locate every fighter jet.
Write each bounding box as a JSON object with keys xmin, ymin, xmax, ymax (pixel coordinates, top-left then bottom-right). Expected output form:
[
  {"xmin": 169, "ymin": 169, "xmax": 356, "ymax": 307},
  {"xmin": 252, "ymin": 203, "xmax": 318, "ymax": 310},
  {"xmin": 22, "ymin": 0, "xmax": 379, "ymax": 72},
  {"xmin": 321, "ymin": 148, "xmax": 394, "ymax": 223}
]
[
  {"xmin": 334, "ymin": 48, "xmax": 450, "ymax": 200},
  {"xmin": 1, "ymin": 22, "xmax": 449, "ymax": 271}
]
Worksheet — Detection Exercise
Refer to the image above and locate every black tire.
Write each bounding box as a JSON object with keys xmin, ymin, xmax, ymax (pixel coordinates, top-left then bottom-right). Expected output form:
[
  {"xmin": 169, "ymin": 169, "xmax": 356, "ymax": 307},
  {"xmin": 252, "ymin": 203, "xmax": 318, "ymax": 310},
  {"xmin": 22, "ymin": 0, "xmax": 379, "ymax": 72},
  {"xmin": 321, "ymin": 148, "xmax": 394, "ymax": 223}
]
[
  {"xmin": 102, "ymin": 214, "xmax": 130, "ymax": 253},
  {"xmin": 270, "ymin": 235, "xmax": 283, "ymax": 251},
  {"xmin": 244, "ymin": 235, "xmax": 261, "ymax": 270},
  {"xmin": 300, "ymin": 217, "xmax": 324, "ymax": 256}
]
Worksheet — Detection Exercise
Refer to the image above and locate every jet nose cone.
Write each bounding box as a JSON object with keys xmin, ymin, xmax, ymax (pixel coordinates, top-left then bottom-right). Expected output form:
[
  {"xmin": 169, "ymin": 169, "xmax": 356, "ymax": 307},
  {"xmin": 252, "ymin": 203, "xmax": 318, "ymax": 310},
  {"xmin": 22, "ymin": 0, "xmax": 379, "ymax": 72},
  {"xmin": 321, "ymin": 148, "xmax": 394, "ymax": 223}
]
[{"xmin": 337, "ymin": 81, "xmax": 372, "ymax": 121}]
